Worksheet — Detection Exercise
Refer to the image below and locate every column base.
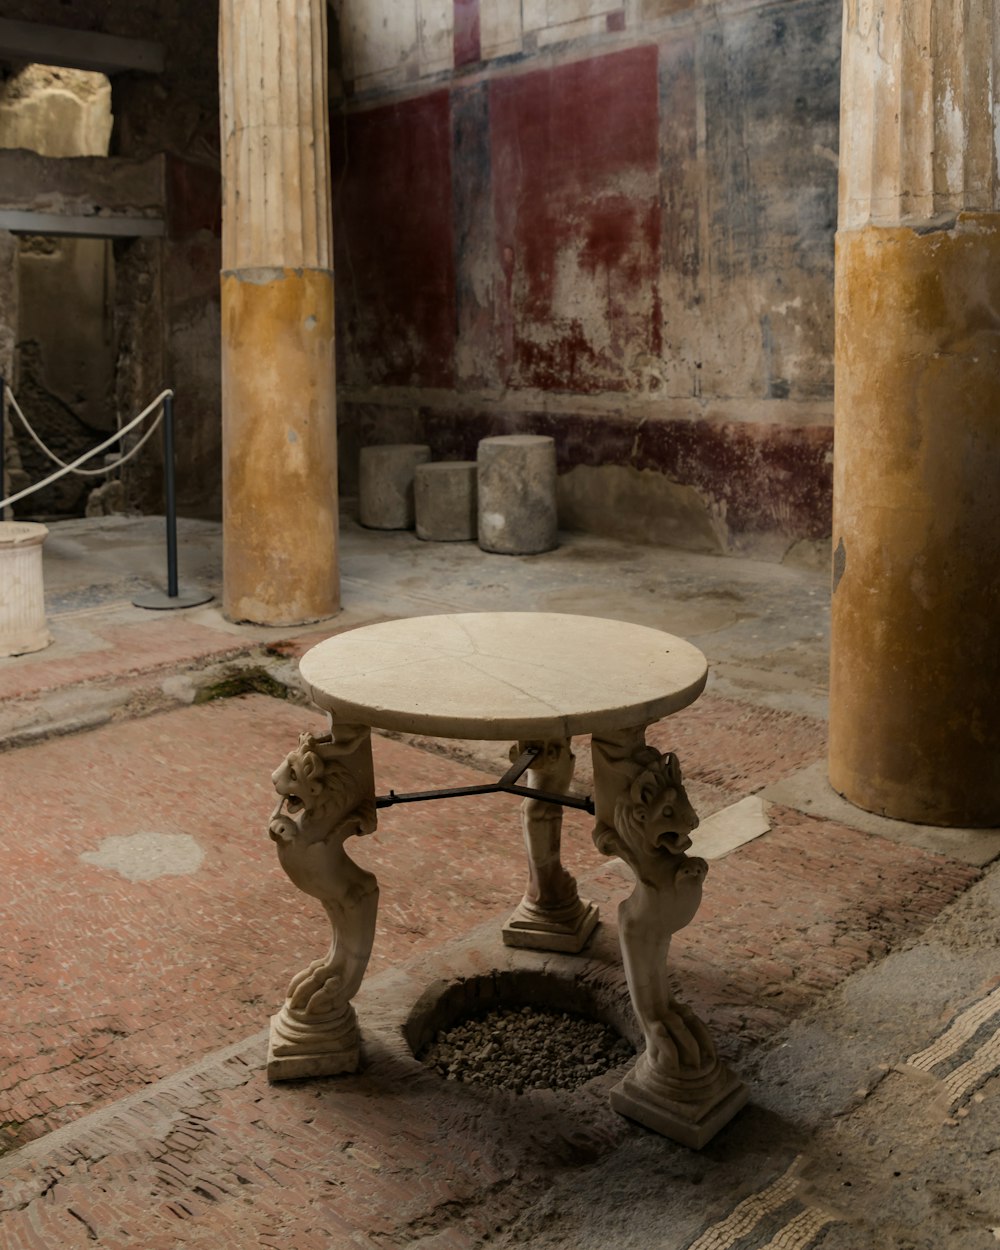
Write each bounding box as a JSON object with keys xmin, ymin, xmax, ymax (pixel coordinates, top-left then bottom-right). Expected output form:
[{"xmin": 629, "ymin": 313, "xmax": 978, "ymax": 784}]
[
  {"xmin": 610, "ymin": 1061, "xmax": 748, "ymax": 1149},
  {"xmin": 502, "ymin": 897, "xmax": 599, "ymax": 953},
  {"xmin": 266, "ymin": 1004, "xmax": 361, "ymax": 1082}
]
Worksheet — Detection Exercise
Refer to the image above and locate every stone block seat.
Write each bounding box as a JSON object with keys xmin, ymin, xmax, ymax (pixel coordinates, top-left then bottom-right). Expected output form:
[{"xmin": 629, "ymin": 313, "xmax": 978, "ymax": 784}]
[
  {"xmin": 358, "ymin": 443, "xmax": 431, "ymax": 530},
  {"xmin": 414, "ymin": 460, "xmax": 477, "ymax": 542},
  {"xmin": 477, "ymin": 435, "xmax": 557, "ymax": 555}
]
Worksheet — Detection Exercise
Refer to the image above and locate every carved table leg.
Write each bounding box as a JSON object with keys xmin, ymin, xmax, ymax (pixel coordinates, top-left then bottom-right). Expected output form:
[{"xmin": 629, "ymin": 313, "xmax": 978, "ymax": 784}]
[
  {"xmin": 502, "ymin": 737, "xmax": 599, "ymax": 953},
  {"xmin": 265, "ymin": 721, "xmax": 379, "ymax": 1081},
  {"xmin": 591, "ymin": 726, "xmax": 747, "ymax": 1147}
]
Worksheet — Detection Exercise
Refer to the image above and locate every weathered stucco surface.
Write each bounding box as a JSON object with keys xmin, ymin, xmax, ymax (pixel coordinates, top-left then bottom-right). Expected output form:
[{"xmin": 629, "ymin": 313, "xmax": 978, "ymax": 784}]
[
  {"xmin": 221, "ymin": 268, "xmax": 339, "ymax": 625},
  {"xmin": 0, "ymin": 229, "xmax": 25, "ymax": 510},
  {"xmin": 830, "ymin": 219, "xmax": 1000, "ymax": 826},
  {"xmin": 0, "ymin": 148, "xmax": 164, "ymax": 215},
  {"xmin": 219, "ymin": 0, "xmax": 339, "ymax": 624},
  {"xmin": 2, "ymin": 0, "xmax": 838, "ymax": 548},
  {"xmin": 829, "ymin": 0, "xmax": 1000, "ymax": 826},
  {"xmin": 332, "ymin": 0, "xmax": 841, "ymax": 554}
]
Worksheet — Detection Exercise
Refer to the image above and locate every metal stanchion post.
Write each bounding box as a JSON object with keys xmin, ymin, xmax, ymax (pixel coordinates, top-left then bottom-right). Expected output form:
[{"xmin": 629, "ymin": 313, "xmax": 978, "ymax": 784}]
[
  {"xmin": 0, "ymin": 376, "xmax": 6, "ymax": 520},
  {"xmin": 133, "ymin": 390, "xmax": 213, "ymax": 610},
  {"xmin": 164, "ymin": 391, "xmax": 179, "ymax": 598}
]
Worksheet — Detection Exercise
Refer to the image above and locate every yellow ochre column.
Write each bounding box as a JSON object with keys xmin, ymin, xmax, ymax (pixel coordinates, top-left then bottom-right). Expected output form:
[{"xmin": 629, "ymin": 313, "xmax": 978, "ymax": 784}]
[
  {"xmin": 219, "ymin": 0, "xmax": 338, "ymax": 624},
  {"xmin": 830, "ymin": 0, "xmax": 1000, "ymax": 825}
]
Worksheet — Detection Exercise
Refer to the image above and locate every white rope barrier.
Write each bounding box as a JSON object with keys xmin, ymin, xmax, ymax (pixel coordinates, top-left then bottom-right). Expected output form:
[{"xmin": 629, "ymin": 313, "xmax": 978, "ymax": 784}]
[
  {"xmin": 0, "ymin": 387, "xmax": 172, "ymax": 512},
  {"xmin": 5, "ymin": 385, "xmax": 166, "ymax": 478}
]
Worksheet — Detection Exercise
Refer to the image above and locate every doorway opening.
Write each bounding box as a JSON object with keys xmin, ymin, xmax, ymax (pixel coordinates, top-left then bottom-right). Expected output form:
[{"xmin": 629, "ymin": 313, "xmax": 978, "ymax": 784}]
[{"xmin": 0, "ymin": 63, "xmax": 117, "ymax": 519}]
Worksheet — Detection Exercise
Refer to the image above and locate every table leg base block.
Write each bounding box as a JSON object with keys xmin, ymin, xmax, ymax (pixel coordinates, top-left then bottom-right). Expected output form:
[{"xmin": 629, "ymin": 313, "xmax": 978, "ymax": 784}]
[
  {"xmin": 610, "ymin": 1067, "xmax": 749, "ymax": 1149},
  {"xmin": 266, "ymin": 1047, "xmax": 360, "ymax": 1082},
  {"xmin": 501, "ymin": 899, "xmax": 600, "ymax": 954},
  {"xmin": 266, "ymin": 1011, "xmax": 361, "ymax": 1082}
]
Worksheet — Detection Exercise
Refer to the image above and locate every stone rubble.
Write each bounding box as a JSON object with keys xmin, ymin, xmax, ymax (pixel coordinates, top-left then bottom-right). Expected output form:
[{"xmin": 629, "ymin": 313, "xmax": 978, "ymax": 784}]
[{"xmin": 419, "ymin": 1005, "xmax": 635, "ymax": 1094}]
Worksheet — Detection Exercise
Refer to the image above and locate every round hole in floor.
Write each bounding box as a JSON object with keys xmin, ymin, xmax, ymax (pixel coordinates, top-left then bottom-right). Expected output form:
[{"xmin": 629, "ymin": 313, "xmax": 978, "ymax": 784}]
[{"xmin": 404, "ymin": 969, "xmax": 637, "ymax": 1095}]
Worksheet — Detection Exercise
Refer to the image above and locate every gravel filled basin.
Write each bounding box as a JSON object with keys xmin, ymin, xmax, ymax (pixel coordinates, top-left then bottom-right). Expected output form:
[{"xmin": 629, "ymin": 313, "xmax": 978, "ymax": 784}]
[
  {"xmin": 417, "ymin": 1003, "xmax": 635, "ymax": 1094},
  {"xmin": 407, "ymin": 955, "xmax": 640, "ymax": 1095}
]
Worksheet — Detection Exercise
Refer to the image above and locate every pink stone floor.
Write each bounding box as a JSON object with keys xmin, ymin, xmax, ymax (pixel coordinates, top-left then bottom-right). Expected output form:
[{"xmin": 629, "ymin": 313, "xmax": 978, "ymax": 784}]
[
  {"xmin": 0, "ymin": 615, "xmax": 250, "ymax": 703},
  {"xmin": 0, "ymin": 682, "xmax": 983, "ymax": 1248},
  {"xmin": 0, "ymin": 695, "xmax": 604, "ymax": 1152}
]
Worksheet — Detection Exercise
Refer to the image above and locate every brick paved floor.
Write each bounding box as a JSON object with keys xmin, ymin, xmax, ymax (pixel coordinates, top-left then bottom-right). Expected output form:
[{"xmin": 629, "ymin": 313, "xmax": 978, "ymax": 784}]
[
  {"xmin": 0, "ymin": 688, "xmax": 984, "ymax": 1248},
  {"xmin": 0, "ymin": 695, "xmax": 603, "ymax": 1152},
  {"xmin": 0, "ymin": 522, "xmax": 993, "ymax": 1248}
]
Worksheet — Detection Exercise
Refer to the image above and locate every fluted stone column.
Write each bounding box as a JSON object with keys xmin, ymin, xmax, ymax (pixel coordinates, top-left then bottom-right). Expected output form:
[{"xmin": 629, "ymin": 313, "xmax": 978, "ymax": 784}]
[
  {"xmin": 219, "ymin": 0, "xmax": 339, "ymax": 624},
  {"xmin": 830, "ymin": 0, "xmax": 1000, "ymax": 825}
]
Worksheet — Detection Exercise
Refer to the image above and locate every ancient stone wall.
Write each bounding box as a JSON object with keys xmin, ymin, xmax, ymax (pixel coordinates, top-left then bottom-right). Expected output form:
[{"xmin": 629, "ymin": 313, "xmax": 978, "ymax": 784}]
[
  {"xmin": 0, "ymin": 1, "xmax": 222, "ymax": 518},
  {"xmin": 331, "ymin": 0, "xmax": 841, "ymax": 557},
  {"xmin": 0, "ymin": 65, "xmax": 116, "ymax": 516}
]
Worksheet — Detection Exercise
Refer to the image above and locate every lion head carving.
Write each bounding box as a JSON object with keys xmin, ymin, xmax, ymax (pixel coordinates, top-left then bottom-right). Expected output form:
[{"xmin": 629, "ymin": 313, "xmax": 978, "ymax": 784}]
[
  {"xmin": 608, "ymin": 748, "xmax": 699, "ymax": 860},
  {"xmin": 269, "ymin": 731, "xmax": 376, "ymax": 848}
]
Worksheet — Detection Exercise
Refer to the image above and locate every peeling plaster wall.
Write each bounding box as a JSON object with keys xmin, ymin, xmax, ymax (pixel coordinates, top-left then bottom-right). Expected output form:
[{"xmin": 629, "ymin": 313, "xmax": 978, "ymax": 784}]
[
  {"xmin": 0, "ymin": 1, "xmax": 222, "ymax": 519},
  {"xmin": 332, "ymin": 0, "xmax": 840, "ymax": 555},
  {"xmin": 0, "ymin": 66, "xmax": 116, "ymax": 517}
]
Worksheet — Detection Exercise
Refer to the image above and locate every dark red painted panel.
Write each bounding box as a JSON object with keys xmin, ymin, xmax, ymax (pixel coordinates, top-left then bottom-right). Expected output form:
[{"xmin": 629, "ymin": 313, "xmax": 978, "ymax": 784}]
[
  {"xmin": 332, "ymin": 92, "xmax": 456, "ymax": 389},
  {"xmin": 417, "ymin": 407, "xmax": 637, "ymax": 474},
  {"xmin": 454, "ymin": 0, "xmax": 481, "ymax": 67},
  {"xmin": 490, "ymin": 46, "xmax": 661, "ymax": 393},
  {"xmin": 634, "ymin": 418, "xmax": 833, "ymax": 540}
]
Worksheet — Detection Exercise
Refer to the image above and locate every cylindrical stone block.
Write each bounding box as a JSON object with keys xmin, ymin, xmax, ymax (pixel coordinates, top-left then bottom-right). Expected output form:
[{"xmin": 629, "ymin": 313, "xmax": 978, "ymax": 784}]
[
  {"xmin": 359, "ymin": 444, "xmax": 431, "ymax": 530},
  {"xmin": 0, "ymin": 521, "xmax": 51, "ymax": 657},
  {"xmin": 414, "ymin": 460, "xmax": 477, "ymax": 542},
  {"xmin": 477, "ymin": 435, "xmax": 557, "ymax": 555}
]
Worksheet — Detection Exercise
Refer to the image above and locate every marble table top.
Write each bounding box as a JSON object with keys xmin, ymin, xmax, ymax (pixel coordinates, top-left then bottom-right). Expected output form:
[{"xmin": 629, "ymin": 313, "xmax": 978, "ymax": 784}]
[{"xmin": 299, "ymin": 612, "xmax": 708, "ymax": 740}]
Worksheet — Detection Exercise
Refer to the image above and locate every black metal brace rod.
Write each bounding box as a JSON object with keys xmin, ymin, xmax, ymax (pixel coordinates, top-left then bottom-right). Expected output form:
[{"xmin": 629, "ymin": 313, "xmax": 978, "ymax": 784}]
[{"xmin": 375, "ymin": 746, "xmax": 596, "ymax": 815}]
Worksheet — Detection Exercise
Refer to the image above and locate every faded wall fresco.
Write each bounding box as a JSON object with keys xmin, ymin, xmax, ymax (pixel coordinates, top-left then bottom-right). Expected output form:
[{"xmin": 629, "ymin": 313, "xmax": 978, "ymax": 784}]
[
  {"xmin": 333, "ymin": 92, "xmax": 457, "ymax": 391},
  {"xmin": 1, "ymin": 0, "xmax": 838, "ymax": 547},
  {"xmin": 333, "ymin": 0, "xmax": 840, "ymax": 556}
]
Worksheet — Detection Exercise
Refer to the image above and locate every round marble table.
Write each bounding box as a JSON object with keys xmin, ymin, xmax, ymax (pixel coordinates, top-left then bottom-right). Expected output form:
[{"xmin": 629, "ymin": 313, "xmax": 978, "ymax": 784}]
[
  {"xmin": 298, "ymin": 611, "xmax": 709, "ymax": 739},
  {"xmin": 265, "ymin": 611, "xmax": 747, "ymax": 1148}
]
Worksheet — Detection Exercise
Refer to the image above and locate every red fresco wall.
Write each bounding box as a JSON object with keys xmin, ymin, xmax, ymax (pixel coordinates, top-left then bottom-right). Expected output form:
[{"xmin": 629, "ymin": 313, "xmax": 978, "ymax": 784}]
[
  {"xmin": 490, "ymin": 47, "xmax": 661, "ymax": 394},
  {"xmin": 331, "ymin": 5, "xmax": 840, "ymax": 554},
  {"xmin": 334, "ymin": 49, "xmax": 660, "ymax": 399},
  {"xmin": 453, "ymin": 0, "xmax": 481, "ymax": 67},
  {"xmin": 333, "ymin": 91, "xmax": 456, "ymax": 391}
]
